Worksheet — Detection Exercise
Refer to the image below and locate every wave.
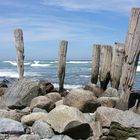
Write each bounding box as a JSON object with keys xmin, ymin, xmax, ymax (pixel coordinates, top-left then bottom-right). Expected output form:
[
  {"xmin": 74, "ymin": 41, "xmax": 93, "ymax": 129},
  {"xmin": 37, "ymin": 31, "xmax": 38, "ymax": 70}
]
[
  {"xmin": 53, "ymin": 83, "xmax": 82, "ymax": 89},
  {"xmin": 31, "ymin": 61, "xmax": 51, "ymax": 67},
  {"xmin": 66, "ymin": 61, "xmax": 91, "ymax": 64},
  {"xmin": 80, "ymin": 75, "xmax": 90, "ymax": 78},
  {"xmin": 3, "ymin": 61, "xmax": 31, "ymax": 66},
  {"xmin": 137, "ymin": 66, "xmax": 140, "ymax": 72},
  {"xmin": 0, "ymin": 69, "xmax": 41, "ymax": 78}
]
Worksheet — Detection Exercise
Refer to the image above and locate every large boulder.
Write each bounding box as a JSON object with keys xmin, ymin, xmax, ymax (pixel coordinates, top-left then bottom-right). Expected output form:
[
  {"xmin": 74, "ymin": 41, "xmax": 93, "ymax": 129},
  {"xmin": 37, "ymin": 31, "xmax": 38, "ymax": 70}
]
[
  {"xmin": 63, "ymin": 89, "xmax": 100, "ymax": 112},
  {"xmin": 32, "ymin": 120, "xmax": 55, "ymax": 139},
  {"xmin": 30, "ymin": 96, "xmax": 55, "ymax": 112},
  {"xmin": 100, "ymin": 87, "xmax": 119, "ymax": 97},
  {"xmin": 109, "ymin": 121, "xmax": 140, "ymax": 140},
  {"xmin": 45, "ymin": 92, "xmax": 62, "ymax": 102},
  {"xmin": 21, "ymin": 112, "xmax": 48, "ymax": 126},
  {"xmin": 39, "ymin": 80, "xmax": 54, "ymax": 94},
  {"xmin": 97, "ymin": 97, "xmax": 118, "ymax": 108},
  {"xmin": 84, "ymin": 84, "xmax": 104, "ymax": 97},
  {"xmin": 45, "ymin": 105, "xmax": 91, "ymax": 139},
  {"xmin": 51, "ymin": 135, "xmax": 73, "ymax": 140},
  {"xmin": 96, "ymin": 106, "xmax": 140, "ymax": 128},
  {"xmin": 0, "ymin": 118, "xmax": 24, "ymax": 134},
  {"xmin": 19, "ymin": 134, "xmax": 40, "ymax": 140},
  {"xmin": 0, "ymin": 109, "xmax": 28, "ymax": 121},
  {"xmin": 0, "ymin": 79, "xmax": 40, "ymax": 109}
]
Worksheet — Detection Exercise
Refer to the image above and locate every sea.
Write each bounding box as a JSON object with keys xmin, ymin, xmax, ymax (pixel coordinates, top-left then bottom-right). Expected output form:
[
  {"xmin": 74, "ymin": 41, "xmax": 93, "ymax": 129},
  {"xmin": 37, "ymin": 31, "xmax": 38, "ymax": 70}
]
[{"xmin": 0, "ymin": 60, "xmax": 139, "ymax": 89}]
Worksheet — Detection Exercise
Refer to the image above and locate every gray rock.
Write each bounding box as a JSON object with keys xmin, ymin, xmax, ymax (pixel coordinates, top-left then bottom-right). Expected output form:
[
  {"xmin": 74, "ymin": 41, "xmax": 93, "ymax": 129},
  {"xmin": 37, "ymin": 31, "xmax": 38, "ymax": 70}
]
[
  {"xmin": 127, "ymin": 137, "xmax": 138, "ymax": 140},
  {"xmin": 0, "ymin": 118, "xmax": 24, "ymax": 134},
  {"xmin": 51, "ymin": 135, "xmax": 73, "ymax": 140},
  {"xmin": 96, "ymin": 106, "xmax": 140, "ymax": 128},
  {"xmin": 0, "ymin": 109, "xmax": 28, "ymax": 121},
  {"xmin": 21, "ymin": 112, "xmax": 48, "ymax": 126},
  {"xmin": 19, "ymin": 134, "xmax": 40, "ymax": 140},
  {"xmin": 0, "ymin": 79, "xmax": 40, "ymax": 109},
  {"xmin": 63, "ymin": 89, "xmax": 100, "ymax": 112},
  {"xmin": 45, "ymin": 105, "xmax": 90, "ymax": 139},
  {"xmin": 46, "ymin": 92, "xmax": 62, "ymax": 102},
  {"xmin": 32, "ymin": 108, "xmax": 47, "ymax": 113},
  {"xmin": 109, "ymin": 122, "xmax": 140, "ymax": 140},
  {"xmin": 32, "ymin": 120, "xmax": 54, "ymax": 139},
  {"xmin": 97, "ymin": 97, "xmax": 118, "ymax": 108},
  {"xmin": 30, "ymin": 96, "xmax": 55, "ymax": 112},
  {"xmin": 83, "ymin": 113, "xmax": 95, "ymax": 123},
  {"xmin": 101, "ymin": 87, "xmax": 119, "ymax": 97}
]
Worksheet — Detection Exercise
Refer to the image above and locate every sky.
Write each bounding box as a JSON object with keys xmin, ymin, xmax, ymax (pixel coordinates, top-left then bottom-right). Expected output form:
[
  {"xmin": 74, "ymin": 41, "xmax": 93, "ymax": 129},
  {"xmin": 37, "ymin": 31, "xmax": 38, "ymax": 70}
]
[{"xmin": 0, "ymin": 0, "xmax": 140, "ymax": 60}]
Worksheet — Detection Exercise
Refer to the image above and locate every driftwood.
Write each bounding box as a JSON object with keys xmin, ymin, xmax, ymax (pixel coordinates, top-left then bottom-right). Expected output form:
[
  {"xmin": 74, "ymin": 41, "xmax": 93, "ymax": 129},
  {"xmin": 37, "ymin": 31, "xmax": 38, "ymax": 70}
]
[
  {"xmin": 120, "ymin": 8, "xmax": 140, "ymax": 101},
  {"xmin": 14, "ymin": 29, "xmax": 24, "ymax": 80},
  {"xmin": 99, "ymin": 45, "xmax": 112, "ymax": 90},
  {"xmin": 91, "ymin": 44, "xmax": 101, "ymax": 84},
  {"xmin": 58, "ymin": 40, "xmax": 68, "ymax": 92},
  {"xmin": 110, "ymin": 43, "xmax": 124, "ymax": 89}
]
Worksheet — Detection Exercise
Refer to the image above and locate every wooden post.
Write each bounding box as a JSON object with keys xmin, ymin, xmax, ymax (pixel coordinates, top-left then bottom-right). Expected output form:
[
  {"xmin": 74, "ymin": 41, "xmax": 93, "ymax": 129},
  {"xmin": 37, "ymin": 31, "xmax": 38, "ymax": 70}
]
[
  {"xmin": 120, "ymin": 8, "xmax": 140, "ymax": 101},
  {"xmin": 14, "ymin": 29, "xmax": 24, "ymax": 80},
  {"xmin": 58, "ymin": 40, "xmax": 68, "ymax": 93},
  {"xmin": 110, "ymin": 42, "xmax": 124, "ymax": 89},
  {"xmin": 91, "ymin": 44, "xmax": 101, "ymax": 84},
  {"xmin": 99, "ymin": 45, "xmax": 112, "ymax": 90}
]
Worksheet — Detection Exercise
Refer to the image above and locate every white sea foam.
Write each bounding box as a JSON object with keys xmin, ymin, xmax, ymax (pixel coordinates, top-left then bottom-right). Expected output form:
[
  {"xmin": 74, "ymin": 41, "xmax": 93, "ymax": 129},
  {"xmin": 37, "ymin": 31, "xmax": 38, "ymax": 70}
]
[
  {"xmin": 80, "ymin": 75, "xmax": 90, "ymax": 78},
  {"xmin": 31, "ymin": 61, "xmax": 51, "ymax": 67},
  {"xmin": 137, "ymin": 66, "xmax": 140, "ymax": 72},
  {"xmin": 53, "ymin": 83, "xmax": 82, "ymax": 89},
  {"xmin": 3, "ymin": 61, "xmax": 17, "ymax": 66},
  {"xmin": 3, "ymin": 61, "xmax": 31, "ymax": 66},
  {"xmin": 0, "ymin": 69, "xmax": 41, "ymax": 78},
  {"xmin": 50, "ymin": 61, "xmax": 58, "ymax": 64},
  {"xmin": 66, "ymin": 61, "xmax": 91, "ymax": 64}
]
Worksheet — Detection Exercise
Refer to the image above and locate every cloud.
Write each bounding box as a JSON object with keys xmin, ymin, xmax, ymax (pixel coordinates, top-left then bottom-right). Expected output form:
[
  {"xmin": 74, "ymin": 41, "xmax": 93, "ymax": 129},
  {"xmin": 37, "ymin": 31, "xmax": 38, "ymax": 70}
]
[{"xmin": 41, "ymin": 0, "xmax": 140, "ymax": 14}]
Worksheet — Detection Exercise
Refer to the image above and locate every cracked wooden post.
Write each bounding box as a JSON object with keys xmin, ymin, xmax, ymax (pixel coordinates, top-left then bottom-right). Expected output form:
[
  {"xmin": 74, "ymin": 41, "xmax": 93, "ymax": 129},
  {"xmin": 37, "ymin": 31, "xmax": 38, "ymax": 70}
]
[
  {"xmin": 120, "ymin": 8, "xmax": 140, "ymax": 101},
  {"xmin": 14, "ymin": 29, "xmax": 24, "ymax": 80},
  {"xmin": 58, "ymin": 40, "xmax": 68, "ymax": 93},
  {"xmin": 99, "ymin": 45, "xmax": 112, "ymax": 90},
  {"xmin": 110, "ymin": 42, "xmax": 124, "ymax": 89},
  {"xmin": 91, "ymin": 44, "xmax": 101, "ymax": 84}
]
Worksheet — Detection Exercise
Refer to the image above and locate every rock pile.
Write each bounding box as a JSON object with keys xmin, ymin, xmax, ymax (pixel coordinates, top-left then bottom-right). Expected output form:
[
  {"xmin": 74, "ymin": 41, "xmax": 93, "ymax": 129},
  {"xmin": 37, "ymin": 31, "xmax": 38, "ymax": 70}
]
[{"xmin": 0, "ymin": 80, "xmax": 139, "ymax": 140}]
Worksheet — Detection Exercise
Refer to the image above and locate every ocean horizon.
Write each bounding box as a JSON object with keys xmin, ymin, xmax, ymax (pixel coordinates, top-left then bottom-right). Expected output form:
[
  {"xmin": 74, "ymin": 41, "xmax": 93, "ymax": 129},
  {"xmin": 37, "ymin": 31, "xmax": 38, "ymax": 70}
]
[{"xmin": 0, "ymin": 60, "xmax": 139, "ymax": 89}]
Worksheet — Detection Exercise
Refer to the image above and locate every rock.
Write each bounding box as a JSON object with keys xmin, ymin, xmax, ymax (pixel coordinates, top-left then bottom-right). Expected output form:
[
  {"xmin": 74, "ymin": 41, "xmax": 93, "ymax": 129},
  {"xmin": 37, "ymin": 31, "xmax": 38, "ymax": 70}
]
[
  {"xmin": 0, "ymin": 109, "xmax": 28, "ymax": 121},
  {"xmin": 7, "ymin": 136, "xmax": 19, "ymax": 140},
  {"xmin": 19, "ymin": 134, "xmax": 40, "ymax": 140},
  {"xmin": 32, "ymin": 108, "xmax": 47, "ymax": 113},
  {"xmin": 0, "ymin": 118, "xmax": 24, "ymax": 134},
  {"xmin": 97, "ymin": 97, "xmax": 118, "ymax": 108},
  {"xmin": 101, "ymin": 87, "xmax": 119, "ymax": 97},
  {"xmin": 127, "ymin": 137, "xmax": 138, "ymax": 140},
  {"xmin": 39, "ymin": 80, "xmax": 54, "ymax": 94},
  {"xmin": 115, "ymin": 98, "xmax": 128, "ymax": 110},
  {"xmin": 55, "ymin": 99, "xmax": 63, "ymax": 106},
  {"xmin": 22, "ymin": 107, "xmax": 31, "ymax": 114},
  {"xmin": 0, "ymin": 88, "xmax": 7, "ymax": 96},
  {"xmin": 96, "ymin": 107, "xmax": 140, "ymax": 128},
  {"xmin": 32, "ymin": 120, "xmax": 54, "ymax": 139},
  {"xmin": 63, "ymin": 89, "xmax": 100, "ymax": 112},
  {"xmin": 51, "ymin": 135, "xmax": 73, "ymax": 140},
  {"xmin": 30, "ymin": 96, "xmax": 55, "ymax": 112},
  {"xmin": 109, "ymin": 122, "xmax": 140, "ymax": 140},
  {"xmin": 83, "ymin": 113, "xmax": 95, "ymax": 123},
  {"xmin": 46, "ymin": 105, "xmax": 90, "ymax": 139},
  {"xmin": 84, "ymin": 84, "xmax": 105, "ymax": 97},
  {"xmin": 46, "ymin": 92, "xmax": 62, "ymax": 102},
  {"xmin": 0, "ymin": 79, "xmax": 40, "ymax": 109},
  {"xmin": 21, "ymin": 112, "xmax": 48, "ymax": 126}
]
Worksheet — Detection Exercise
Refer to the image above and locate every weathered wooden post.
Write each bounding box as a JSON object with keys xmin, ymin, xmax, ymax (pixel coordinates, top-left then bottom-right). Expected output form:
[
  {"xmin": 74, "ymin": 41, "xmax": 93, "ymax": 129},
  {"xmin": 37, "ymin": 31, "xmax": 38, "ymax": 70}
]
[
  {"xmin": 14, "ymin": 29, "xmax": 24, "ymax": 80},
  {"xmin": 99, "ymin": 45, "xmax": 112, "ymax": 90},
  {"xmin": 110, "ymin": 42, "xmax": 124, "ymax": 89},
  {"xmin": 91, "ymin": 44, "xmax": 101, "ymax": 84},
  {"xmin": 120, "ymin": 8, "xmax": 140, "ymax": 101},
  {"xmin": 58, "ymin": 40, "xmax": 68, "ymax": 93}
]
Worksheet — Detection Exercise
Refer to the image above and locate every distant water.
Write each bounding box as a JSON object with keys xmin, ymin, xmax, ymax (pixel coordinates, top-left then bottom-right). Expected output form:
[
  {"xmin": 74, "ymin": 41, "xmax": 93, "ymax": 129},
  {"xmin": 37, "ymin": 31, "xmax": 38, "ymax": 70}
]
[{"xmin": 0, "ymin": 60, "xmax": 139, "ymax": 89}]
